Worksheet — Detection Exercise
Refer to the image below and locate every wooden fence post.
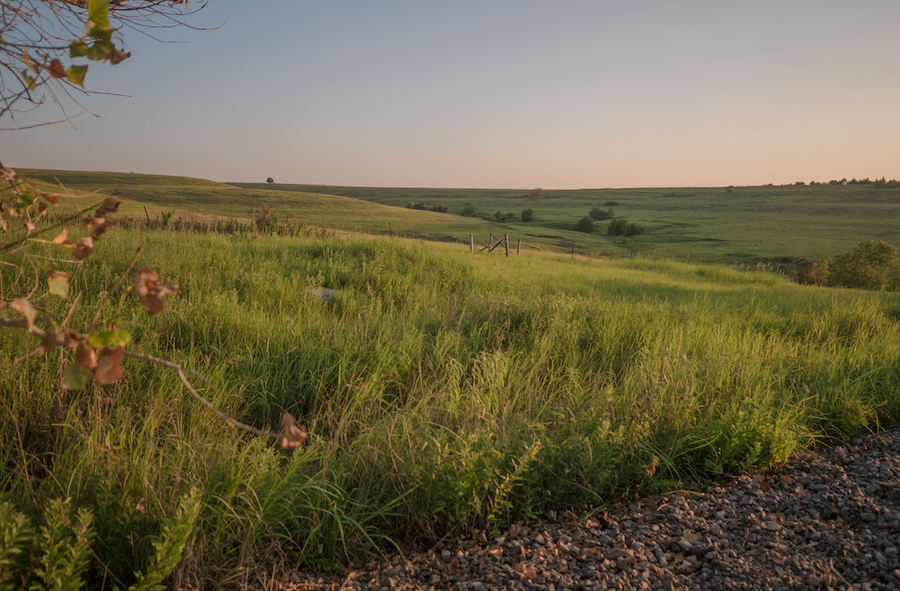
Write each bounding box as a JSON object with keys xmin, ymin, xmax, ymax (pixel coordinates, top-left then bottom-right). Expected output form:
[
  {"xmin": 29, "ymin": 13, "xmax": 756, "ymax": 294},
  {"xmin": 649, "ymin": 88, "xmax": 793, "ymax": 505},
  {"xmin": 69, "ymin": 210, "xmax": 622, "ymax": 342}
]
[
  {"xmin": 517, "ymin": 239, "xmax": 521, "ymax": 255},
  {"xmin": 470, "ymin": 234, "xmax": 474, "ymax": 253},
  {"xmin": 504, "ymin": 234, "xmax": 509, "ymax": 257}
]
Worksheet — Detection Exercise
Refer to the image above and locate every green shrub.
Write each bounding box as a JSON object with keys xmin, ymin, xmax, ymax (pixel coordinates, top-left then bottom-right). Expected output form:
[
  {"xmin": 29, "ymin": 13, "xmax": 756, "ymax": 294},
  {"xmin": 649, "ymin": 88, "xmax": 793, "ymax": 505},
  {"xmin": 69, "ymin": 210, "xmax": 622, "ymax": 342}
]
[
  {"xmin": 827, "ymin": 239, "xmax": 899, "ymax": 290},
  {"xmin": 608, "ymin": 218, "xmax": 645, "ymax": 237},
  {"xmin": 589, "ymin": 207, "xmax": 614, "ymax": 221},
  {"xmin": 574, "ymin": 216, "xmax": 595, "ymax": 233},
  {"xmin": 521, "ymin": 209, "xmax": 534, "ymax": 222}
]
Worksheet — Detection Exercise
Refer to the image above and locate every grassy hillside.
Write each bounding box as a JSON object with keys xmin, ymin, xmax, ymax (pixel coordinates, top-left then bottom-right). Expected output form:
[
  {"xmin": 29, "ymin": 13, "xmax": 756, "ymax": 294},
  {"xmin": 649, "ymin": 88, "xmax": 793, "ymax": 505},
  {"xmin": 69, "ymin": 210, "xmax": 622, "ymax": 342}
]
[
  {"xmin": 3, "ymin": 215, "xmax": 900, "ymax": 585},
  {"xmin": 239, "ymin": 181, "xmax": 900, "ymax": 264},
  {"xmin": 21, "ymin": 169, "xmax": 900, "ymax": 264}
]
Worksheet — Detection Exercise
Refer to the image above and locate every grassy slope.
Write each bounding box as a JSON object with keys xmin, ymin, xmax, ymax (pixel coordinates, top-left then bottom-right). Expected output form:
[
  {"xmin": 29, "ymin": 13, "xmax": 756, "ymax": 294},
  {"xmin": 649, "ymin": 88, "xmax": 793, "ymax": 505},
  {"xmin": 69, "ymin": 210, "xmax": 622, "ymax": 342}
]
[
  {"xmin": 239, "ymin": 181, "xmax": 900, "ymax": 263},
  {"xmin": 6, "ymin": 169, "xmax": 900, "ymax": 585},
  {"xmin": 22, "ymin": 169, "xmax": 900, "ymax": 262},
  {"xmin": 3, "ymin": 221, "xmax": 900, "ymax": 584}
]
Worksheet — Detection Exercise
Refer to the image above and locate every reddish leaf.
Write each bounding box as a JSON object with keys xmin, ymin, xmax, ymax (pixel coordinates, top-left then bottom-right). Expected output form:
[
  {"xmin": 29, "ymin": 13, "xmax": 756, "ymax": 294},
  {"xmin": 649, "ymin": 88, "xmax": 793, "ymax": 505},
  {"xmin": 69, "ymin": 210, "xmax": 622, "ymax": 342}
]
[
  {"xmin": 39, "ymin": 332, "xmax": 60, "ymax": 354},
  {"xmin": 42, "ymin": 193, "xmax": 59, "ymax": 205},
  {"xmin": 48, "ymin": 59, "xmax": 67, "ymax": 78},
  {"xmin": 72, "ymin": 237, "xmax": 94, "ymax": 260},
  {"xmin": 134, "ymin": 267, "xmax": 179, "ymax": 317},
  {"xmin": 108, "ymin": 49, "xmax": 131, "ymax": 65},
  {"xmin": 74, "ymin": 343, "xmax": 97, "ymax": 369},
  {"xmin": 63, "ymin": 329, "xmax": 81, "ymax": 348},
  {"xmin": 86, "ymin": 216, "xmax": 117, "ymax": 241},
  {"xmin": 93, "ymin": 346, "xmax": 124, "ymax": 384},
  {"xmin": 93, "ymin": 196, "xmax": 119, "ymax": 218},
  {"xmin": 279, "ymin": 412, "xmax": 308, "ymax": 449}
]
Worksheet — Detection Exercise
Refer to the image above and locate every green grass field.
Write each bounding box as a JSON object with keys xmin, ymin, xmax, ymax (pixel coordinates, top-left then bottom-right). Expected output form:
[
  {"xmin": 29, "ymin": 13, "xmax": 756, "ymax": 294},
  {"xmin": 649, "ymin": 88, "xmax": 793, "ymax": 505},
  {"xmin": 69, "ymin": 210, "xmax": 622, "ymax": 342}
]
[
  {"xmin": 4, "ymin": 170, "xmax": 900, "ymax": 587},
  {"xmin": 21, "ymin": 169, "xmax": 900, "ymax": 263}
]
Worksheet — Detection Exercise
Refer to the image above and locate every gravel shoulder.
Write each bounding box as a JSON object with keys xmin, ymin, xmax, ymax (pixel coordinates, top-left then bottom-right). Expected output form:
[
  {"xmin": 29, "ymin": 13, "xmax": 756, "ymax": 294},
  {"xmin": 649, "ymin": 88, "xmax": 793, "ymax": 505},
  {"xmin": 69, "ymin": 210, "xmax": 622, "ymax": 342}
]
[{"xmin": 275, "ymin": 429, "xmax": 900, "ymax": 590}]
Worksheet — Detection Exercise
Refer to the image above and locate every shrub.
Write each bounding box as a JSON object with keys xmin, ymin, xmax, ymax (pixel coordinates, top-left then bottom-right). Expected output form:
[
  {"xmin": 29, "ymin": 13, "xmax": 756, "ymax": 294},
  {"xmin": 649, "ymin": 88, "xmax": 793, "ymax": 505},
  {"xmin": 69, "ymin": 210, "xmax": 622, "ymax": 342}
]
[
  {"xmin": 607, "ymin": 218, "xmax": 645, "ymax": 237},
  {"xmin": 431, "ymin": 203, "xmax": 449, "ymax": 213},
  {"xmin": 589, "ymin": 207, "xmax": 614, "ymax": 221},
  {"xmin": 798, "ymin": 260, "xmax": 829, "ymax": 286},
  {"xmin": 826, "ymin": 239, "xmax": 900, "ymax": 290},
  {"xmin": 574, "ymin": 216, "xmax": 595, "ymax": 233},
  {"xmin": 266, "ymin": 177, "xmax": 274, "ymax": 184},
  {"xmin": 461, "ymin": 203, "xmax": 479, "ymax": 217},
  {"xmin": 521, "ymin": 209, "xmax": 534, "ymax": 222}
]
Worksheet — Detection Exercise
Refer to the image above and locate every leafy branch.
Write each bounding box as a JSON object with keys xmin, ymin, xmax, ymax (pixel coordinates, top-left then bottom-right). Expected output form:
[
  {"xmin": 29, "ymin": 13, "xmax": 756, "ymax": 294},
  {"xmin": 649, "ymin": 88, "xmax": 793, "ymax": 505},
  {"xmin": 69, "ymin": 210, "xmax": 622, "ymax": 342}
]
[{"xmin": 0, "ymin": 167, "xmax": 308, "ymax": 449}]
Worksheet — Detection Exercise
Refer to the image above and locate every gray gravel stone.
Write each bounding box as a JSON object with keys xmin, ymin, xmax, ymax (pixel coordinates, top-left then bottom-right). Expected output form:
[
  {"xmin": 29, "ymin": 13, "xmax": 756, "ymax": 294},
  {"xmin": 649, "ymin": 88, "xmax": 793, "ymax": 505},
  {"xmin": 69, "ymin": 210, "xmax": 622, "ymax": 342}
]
[{"xmin": 278, "ymin": 429, "xmax": 900, "ymax": 590}]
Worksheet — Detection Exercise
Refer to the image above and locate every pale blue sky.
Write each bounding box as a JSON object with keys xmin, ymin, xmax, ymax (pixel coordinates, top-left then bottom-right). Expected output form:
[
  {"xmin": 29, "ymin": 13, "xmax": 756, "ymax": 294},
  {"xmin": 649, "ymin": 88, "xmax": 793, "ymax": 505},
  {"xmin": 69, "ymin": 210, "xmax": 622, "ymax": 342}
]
[{"xmin": 5, "ymin": 1, "xmax": 900, "ymax": 189}]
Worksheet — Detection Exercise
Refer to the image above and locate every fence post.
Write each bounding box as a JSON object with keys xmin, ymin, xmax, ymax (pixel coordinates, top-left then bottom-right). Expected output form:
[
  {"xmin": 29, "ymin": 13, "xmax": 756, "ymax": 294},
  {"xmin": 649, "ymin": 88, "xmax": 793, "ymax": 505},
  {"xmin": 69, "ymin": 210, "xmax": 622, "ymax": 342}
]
[
  {"xmin": 143, "ymin": 205, "xmax": 151, "ymax": 226},
  {"xmin": 470, "ymin": 234, "xmax": 474, "ymax": 253},
  {"xmin": 517, "ymin": 239, "xmax": 521, "ymax": 255},
  {"xmin": 489, "ymin": 233, "xmax": 494, "ymax": 251},
  {"xmin": 504, "ymin": 234, "xmax": 509, "ymax": 257}
]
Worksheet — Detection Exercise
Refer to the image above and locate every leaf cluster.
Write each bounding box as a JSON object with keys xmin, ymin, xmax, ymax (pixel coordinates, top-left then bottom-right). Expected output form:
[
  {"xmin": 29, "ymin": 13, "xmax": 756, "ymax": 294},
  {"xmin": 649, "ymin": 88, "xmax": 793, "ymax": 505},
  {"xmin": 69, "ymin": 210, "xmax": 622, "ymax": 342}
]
[{"xmin": 0, "ymin": 0, "xmax": 207, "ymax": 123}]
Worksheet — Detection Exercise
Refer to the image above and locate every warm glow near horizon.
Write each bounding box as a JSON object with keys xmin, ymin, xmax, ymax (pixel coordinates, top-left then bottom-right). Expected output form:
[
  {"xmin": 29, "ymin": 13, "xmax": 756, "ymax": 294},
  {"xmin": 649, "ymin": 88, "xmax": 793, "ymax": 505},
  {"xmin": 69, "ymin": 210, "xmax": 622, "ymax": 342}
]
[{"xmin": 6, "ymin": 1, "xmax": 900, "ymax": 190}]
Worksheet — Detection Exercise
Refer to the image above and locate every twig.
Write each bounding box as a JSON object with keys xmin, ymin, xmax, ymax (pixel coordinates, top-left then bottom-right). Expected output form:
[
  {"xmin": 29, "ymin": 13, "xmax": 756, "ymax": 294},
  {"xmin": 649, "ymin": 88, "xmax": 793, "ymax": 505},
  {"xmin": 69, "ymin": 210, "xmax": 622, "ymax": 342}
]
[
  {"xmin": 123, "ymin": 350, "xmax": 281, "ymax": 440},
  {"xmin": 0, "ymin": 317, "xmax": 282, "ymax": 441}
]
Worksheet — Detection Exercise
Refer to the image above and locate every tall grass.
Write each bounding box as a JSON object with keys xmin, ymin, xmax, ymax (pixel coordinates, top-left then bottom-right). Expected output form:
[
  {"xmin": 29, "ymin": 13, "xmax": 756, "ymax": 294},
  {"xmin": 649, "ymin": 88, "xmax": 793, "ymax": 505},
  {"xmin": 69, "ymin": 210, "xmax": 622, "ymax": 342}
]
[{"xmin": 3, "ymin": 227, "xmax": 900, "ymax": 585}]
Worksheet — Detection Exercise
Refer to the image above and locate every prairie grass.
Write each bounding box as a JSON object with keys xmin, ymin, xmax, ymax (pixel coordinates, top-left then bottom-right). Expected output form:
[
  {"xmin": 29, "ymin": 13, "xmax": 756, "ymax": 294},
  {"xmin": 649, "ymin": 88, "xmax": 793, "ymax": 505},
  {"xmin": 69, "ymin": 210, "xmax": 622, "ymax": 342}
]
[{"xmin": 3, "ymin": 222, "xmax": 900, "ymax": 586}]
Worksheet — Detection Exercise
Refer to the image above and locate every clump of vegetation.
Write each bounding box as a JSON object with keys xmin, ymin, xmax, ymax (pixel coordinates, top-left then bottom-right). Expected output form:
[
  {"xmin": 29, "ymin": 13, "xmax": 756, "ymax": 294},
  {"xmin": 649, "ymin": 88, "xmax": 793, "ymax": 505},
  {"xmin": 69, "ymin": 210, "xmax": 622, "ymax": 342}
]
[
  {"xmin": 461, "ymin": 202, "xmax": 479, "ymax": 217},
  {"xmin": 521, "ymin": 208, "xmax": 534, "ymax": 222},
  {"xmin": 827, "ymin": 239, "xmax": 899, "ymax": 291},
  {"xmin": 589, "ymin": 207, "xmax": 615, "ymax": 221},
  {"xmin": 797, "ymin": 260, "xmax": 830, "ymax": 286},
  {"xmin": 608, "ymin": 218, "xmax": 645, "ymax": 237},
  {"xmin": 574, "ymin": 215, "xmax": 595, "ymax": 233},
  {"xmin": 404, "ymin": 201, "xmax": 449, "ymax": 213}
]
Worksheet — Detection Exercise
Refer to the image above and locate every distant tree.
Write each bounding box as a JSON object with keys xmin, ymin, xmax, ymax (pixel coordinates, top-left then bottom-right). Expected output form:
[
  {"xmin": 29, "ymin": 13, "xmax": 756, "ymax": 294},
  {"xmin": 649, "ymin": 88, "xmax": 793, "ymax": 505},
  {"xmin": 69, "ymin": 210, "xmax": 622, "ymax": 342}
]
[
  {"xmin": 505, "ymin": 211, "xmax": 518, "ymax": 221},
  {"xmin": 726, "ymin": 186, "xmax": 734, "ymax": 193},
  {"xmin": 431, "ymin": 203, "xmax": 448, "ymax": 213},
  {"xmin": 589, "ymin": 207, "xmax": 614, "ymax": 221},
  {"xmin": 461, "ymin": 202, "xmax": 479, "ymax": 217},
  {"xmin": 266, "ymin": 177, "xmax": 274, "ymax": 184},
  {"xmin": 521, "ymin": 208, "xmax": 534, "ymax": 222},
  {"xmin": 827, "ymin": 240, "xmax": 899, "ymax": 291},
  {"xmin": 530, "ymin": 188, "xmax": 544, "ymax": 197},
  {"xmin": 795, "ymin": 181, "xmax": 805, "ymax": 186},
  {"xmin": 574, "ymin": 216, "xmax": 594, "ymax": 233},
  {"xmin": 608, "ymin": 218, "xmax": 645, "ymax": 237}
]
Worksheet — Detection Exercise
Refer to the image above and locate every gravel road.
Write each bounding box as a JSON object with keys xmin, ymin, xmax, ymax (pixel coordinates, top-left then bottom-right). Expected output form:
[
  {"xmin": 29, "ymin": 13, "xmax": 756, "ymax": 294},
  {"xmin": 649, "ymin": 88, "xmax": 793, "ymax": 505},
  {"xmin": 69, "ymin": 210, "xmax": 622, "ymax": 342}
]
[{"xmin": 278, "ymin": 429, "xmax": 900, "ymax": 591}]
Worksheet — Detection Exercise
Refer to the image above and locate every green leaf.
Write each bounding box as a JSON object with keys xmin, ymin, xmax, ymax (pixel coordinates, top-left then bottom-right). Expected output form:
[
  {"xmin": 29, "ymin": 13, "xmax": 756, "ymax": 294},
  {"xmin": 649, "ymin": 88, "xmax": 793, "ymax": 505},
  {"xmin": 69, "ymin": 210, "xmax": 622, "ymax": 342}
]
[
  {"xmin": 70, "ymin": 41, "xmax": 89, "ymax": 58},
  {"xmin": 47, "ymin": 272, "xmax": 70, "ymax": 299},
  {"xmin": 13, "ymin": 189, "xmax": 36, "ymax": 215},
  {"xmin": 20, "ymin": 71, "xmax": 36, "ymax": 91},
  {"xmin": 86, "ymin": 43, "xmax": 108, "ymax": 61},
  {"xmin": 67, "ymin": 64, "xmax": 88, "ymax": 86},
  {"xmin": 88, "ymin": 329, "xmax": 131, "ymax": 349},
  {"xmin": 64, "ymin": 366, "xmax": 92, "ymax": 390},
  {"xmin": 87, "ymin": 0, "xmax": 111, "ymax": 32}
]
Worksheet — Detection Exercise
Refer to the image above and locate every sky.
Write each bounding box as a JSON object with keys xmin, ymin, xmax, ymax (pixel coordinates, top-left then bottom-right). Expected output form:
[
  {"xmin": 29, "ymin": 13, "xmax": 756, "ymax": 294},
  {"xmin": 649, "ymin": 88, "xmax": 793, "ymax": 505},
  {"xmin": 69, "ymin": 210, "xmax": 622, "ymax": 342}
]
[{"xmin": 4, "ymin": 0, "xmax": 900, "ymax": 189}]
